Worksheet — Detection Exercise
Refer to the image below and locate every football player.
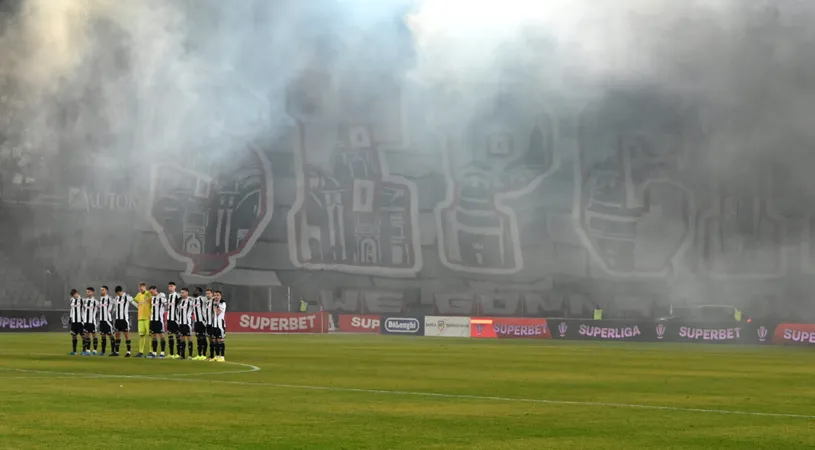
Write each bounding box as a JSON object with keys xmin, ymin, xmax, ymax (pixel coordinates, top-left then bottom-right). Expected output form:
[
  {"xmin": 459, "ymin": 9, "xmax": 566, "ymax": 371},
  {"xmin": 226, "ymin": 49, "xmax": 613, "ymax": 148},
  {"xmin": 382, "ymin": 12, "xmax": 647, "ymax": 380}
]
[
  {"xmin": 148, "ymin": 285, "xmax": 167, "ymax": 359},
  {"xmin": 82, "ymin": 287, "xmax": 99, "ymax": 356},
  {"xmin": 68, "ymin": 289, "xmax": 83, "ymax": 355},
  {"xmin": 97, "ymin": 286, "xmax": 114, "ymax": 356}
]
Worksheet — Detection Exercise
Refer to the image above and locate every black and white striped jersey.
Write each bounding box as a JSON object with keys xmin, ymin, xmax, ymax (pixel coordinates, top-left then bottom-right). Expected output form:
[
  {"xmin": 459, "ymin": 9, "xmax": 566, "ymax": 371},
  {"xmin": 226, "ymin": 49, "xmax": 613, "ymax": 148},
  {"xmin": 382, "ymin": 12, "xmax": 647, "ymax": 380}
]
[
  {"xmin": 205, "ymin": 297, "xmax": 217, "ymax": 326},
  {"xmin": 82, "ymin": 297, "xmax": 98, "ymax": 324},
  {"xmin": 194, "ymin": 296, "xmax": 210, "ymax": 324},
  {"xmin": 150, "ymin": 293, "xmax": 167, "ymax": 321},
  {"xmin": 98, "ymin": 295, "xmax": 113, "ymax": 323},
  {"xmin": 114, "ymin": 293, "xmax": 136, "ymax": 321},
  {"xmin": 213, "ymin": 300, "xmax": 226, "ymax": 330},
  {"xmin": 69, "ymin": 296, "xmax": 83, "ymax": 323},
  {"xmin": 177, "ymin": 296, "xmax": 193, "ymax": 326},
  {"xmin": 166, "ymin": 292, "xmax": 182, "ymax": 322}
]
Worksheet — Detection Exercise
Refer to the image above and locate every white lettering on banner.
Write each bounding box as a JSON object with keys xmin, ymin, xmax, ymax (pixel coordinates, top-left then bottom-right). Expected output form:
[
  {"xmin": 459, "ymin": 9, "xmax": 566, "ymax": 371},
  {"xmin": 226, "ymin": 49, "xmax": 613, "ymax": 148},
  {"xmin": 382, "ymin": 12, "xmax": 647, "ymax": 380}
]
[
  {"xmin": 68, "ymin": 187, "xmax": 139, "ymax": 212},
  {"xmin": 238, "ymin": 314, "xmax": 317, "ymax": 332},
  {"xmin": 360, "ymin": 290, "xmax": 404, "ymax": 313},
  {"xmin": 433, "ymin": 293, "xmax": 476, "ymax": 315},
  {"xmin": 783, "ymin": 329, "xmax": 815, "ymax": 344},
  {"xmin": 424, "ymin": 316, "xmax": 471, "ymax": 337},
  {"xmin": 319, "ymin": 289, "xmax": 404, "ymax": 314},
  {"xmin": 678, "ymin": 326, "xmax": 742, "ymax": 341},
  {"xmin": 477, "ymin": 293, "xmax": 520, "ymax": 316},
  {"xmin": 351, "ymin": 316, "xmax": 380, "ymax": 330}
]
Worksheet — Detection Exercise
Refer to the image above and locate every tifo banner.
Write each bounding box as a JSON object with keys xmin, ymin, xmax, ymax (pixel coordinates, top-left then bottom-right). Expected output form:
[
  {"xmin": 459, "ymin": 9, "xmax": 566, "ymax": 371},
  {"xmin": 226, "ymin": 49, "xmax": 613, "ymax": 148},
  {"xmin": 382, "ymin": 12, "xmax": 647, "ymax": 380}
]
[
  {"xmin": 379, "ymin": 315, "xmax": 424, "ymax": 336},
  {"xmin": 338, "ymin": 314, "xmax": 381, "ymax": 333},
  {"xmin": 772, "ymin": 323, "xmax": 815, "ymax": 345},
  {"xmin": 424, "ymin": 316, "xmax": 470, "ymax": 337},
  {"xmin": 471, "ymin": 317, "xmax": 551, "ymax": 339},
  {"xmin": 226, "ymin": 312, "xmax": 329, "ymax": 333},
  {"xmin": 551, "ymin": 319, "xmax": 655, "ymax": 342}
]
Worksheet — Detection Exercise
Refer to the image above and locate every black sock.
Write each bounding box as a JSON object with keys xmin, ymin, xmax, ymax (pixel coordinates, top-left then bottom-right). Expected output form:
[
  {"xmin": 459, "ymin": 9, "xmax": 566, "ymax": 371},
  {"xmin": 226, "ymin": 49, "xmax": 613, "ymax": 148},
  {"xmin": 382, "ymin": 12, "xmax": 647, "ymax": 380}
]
[
  {"xmin": 199, "ymin": 337, "xmax": 206, "ymax": 356},
  {"xmin": 101, "ymin": 336, "xmax": 107, "ymax": 353},
  {"xmin": 188, "ymin": 341, "xmax": 193, "ymax": 357},
  {"xmin": 83, "ymin": 338, "xmax": 90, "ymax": 352},
  {"xmin": 209, "ymin": 341, "xmax": 215, "ymax": 358},
  {"xmin": 168, "ymin": 336, "xmax": 175, "ymax": 355},
  {"xmin": 113, "ymin": 339, "xmax": 119, "ymax": 353},
  {"xmin": 221, "ymin": 342, "xmax": 225, "ymax": 357},
  {"xmin": 179, "ymin": 341, "xmax": 186, "ymax": 359},
  {"xmin": 152, "ymin": 338, "xmax": 158, "ymax": 353},
  {"xmin": 177, "ymin": 337, "xmax": 183, "ymax": 355},
  {"xmin": 92, "ymin": 337, "xmax": 98, "ymax": 351},
  {"xmin": 72, "ymin": 337, "xmax": 78, "ymax": 352},
  {"xmin": 126, "ymin": 339, "xmax": 132, "ymax": 352}
]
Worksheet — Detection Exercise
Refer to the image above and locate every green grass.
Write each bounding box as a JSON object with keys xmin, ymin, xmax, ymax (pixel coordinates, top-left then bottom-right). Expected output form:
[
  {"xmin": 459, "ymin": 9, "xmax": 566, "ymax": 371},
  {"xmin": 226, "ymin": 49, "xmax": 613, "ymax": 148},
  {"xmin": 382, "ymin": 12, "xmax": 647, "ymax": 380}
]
[{"xmin": 0, "ymin": 334, "xmax": 814, "ymax": 449}]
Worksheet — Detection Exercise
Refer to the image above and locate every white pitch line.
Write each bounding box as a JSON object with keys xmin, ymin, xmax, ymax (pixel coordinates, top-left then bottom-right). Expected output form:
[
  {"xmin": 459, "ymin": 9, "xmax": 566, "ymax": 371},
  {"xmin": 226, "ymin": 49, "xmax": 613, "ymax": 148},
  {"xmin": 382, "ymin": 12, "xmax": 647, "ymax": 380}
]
[
  {"xmin": 0, "ymin": 361, "xmax": 261, "ymax": 378},
  {"xmin": 1, "ymin": 366, "xmax": 813, "ymax": 420}
]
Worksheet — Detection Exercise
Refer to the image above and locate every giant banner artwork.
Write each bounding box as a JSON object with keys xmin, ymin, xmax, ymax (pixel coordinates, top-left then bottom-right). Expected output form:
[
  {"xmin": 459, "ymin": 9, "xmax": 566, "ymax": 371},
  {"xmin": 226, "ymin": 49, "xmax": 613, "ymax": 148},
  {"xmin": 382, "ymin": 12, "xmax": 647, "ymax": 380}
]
[
  {"xmin": 435, "ymin": 83, "xmax": 556, "ymax": 275},
  {"xmin": 147, "ymin": 141, "xmax": 274, "ymax": 278},
  {"xmin": 699, "ymin": 173, "xmax": 787, "ymax": 279},
  {"xmin": 286, "ymin": 70, "xmax": 422, "ymax": 277},
  {"xmin": 575, "ymin": 90, "xmax": 696, "ymax": 278}
]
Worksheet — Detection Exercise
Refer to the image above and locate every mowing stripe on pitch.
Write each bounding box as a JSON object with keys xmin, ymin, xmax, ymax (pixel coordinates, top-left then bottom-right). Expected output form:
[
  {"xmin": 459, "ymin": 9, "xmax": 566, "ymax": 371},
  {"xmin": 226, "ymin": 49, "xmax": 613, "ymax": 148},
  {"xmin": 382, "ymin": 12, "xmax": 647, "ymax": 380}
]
[{"xmin": 1, "ymin": 365, "xmax": 813, "ymax": 420}]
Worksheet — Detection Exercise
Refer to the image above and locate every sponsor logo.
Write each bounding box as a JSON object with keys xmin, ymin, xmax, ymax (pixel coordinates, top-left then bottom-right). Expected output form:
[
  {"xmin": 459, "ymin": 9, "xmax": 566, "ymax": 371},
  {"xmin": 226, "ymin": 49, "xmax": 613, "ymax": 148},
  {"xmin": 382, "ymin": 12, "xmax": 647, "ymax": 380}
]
[
  {"xmin": 384, "ymin": 318, "xmax": 420, "ymax": 334},
  {"xmin": 494, "ymin": 323, "xmax": 548, "ymax": 337},
  {"xmin": 351, "ymin": 316, "xmax": 380, "ymax": 331},
  {"xmin": 237, "ymin": 314, "xmax": 322, "ymax": 332},
  {"xmin": 0, "ymin": 316, "xmax": 48, "ymax": 329},
  {"xmin": 557, "ymin": 321, "xmax": 568, "ymax": 337},
  {"xmin": 679, "ymin": 326, "xmax": 741, "ymax": 341},
  {"xmin": 782, "ymin": 329, "xmax": 815, "ymax": 344},
  {"xmin": 656, "ymin": 323, "xmax": 666, "ymax": 339},
  {"xmin": 758, "ymin": 326, "xmax": 768, "ymax": 342},
  {"xmin": 578, "ymin": 324, "xmax": 641, "ymax": 339},
  {"xmin": 475, "ymin": 323, "xmax": 484, "ymax": 335},
  {"xmin": 437, "ymin": 320, "xmax": 446, "ymax": 333},
  {"xmin": 61, "ymin": 313, "xmax": 70, "ymax": 328}
]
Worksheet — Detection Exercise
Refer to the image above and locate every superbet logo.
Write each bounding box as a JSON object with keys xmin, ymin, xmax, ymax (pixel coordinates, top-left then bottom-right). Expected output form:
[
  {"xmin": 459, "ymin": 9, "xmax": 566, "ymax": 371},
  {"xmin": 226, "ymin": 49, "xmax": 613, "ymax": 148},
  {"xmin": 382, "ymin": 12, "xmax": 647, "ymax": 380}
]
[{"xmin": 350, "ymin": 316, "xmax": 379, "ymax": 330}]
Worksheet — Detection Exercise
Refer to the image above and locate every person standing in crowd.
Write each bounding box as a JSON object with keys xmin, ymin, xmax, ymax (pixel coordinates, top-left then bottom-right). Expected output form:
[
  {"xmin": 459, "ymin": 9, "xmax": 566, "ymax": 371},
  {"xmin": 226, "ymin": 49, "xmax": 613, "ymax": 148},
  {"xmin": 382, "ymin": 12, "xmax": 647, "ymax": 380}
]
[
  {"xmin": 165, "ymin": 282, "xmax": 182, "ymax": 359},
  {"xmin": 177, "ymin": 287, "xmax": 194, "ymax": 359},
  {"xmin": 148, "ymin": 285, "xmax": 167, "ymax": 359},
  {"xmin": 593, "ymin": 304, "xmax": 603, "ymax": 321},
  {"xmin": 97, "ymin": 286, "xmax": 114, "ymax": 356},
  {"xmin": 192, "ymin": 287, "xmax": 209, "ymax": 360},
  {"xmin": 82, "ymin": 287, "xmax": 99, "ymax": 356},
  {"xmin": 134, "ymin": 282, "xmax": 152, "ymax": 358},
  {"xmin": 111, "ymin": 286, "xmax": 136, "ymax": 357},
  {"xmin": 68, "ymin": 289, "xmax": 83, "ymax": 355}
]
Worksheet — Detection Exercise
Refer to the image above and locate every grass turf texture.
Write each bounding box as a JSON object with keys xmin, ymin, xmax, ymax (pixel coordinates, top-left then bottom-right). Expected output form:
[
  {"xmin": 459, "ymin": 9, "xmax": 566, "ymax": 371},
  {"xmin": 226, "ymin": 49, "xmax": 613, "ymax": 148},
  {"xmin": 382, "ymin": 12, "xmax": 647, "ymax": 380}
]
[{"xmin": 0, "ymin": 334, "xmax": 814, "ymax": 449}]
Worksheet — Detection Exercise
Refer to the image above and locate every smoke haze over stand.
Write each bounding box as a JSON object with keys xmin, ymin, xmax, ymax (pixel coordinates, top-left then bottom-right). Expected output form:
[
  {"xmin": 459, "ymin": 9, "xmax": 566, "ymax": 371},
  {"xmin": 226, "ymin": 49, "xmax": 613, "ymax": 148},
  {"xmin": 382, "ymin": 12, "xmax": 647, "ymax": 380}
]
[{"xmin": 0, "ymin": 0, "xmax": 814, "ymax": 317}]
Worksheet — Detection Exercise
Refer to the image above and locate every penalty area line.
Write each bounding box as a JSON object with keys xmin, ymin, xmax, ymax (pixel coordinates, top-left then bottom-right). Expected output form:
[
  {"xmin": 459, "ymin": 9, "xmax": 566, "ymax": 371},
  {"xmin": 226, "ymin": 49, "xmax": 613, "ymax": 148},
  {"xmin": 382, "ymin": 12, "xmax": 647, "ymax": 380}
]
[{"xmin": 1, "ymin": 366, "xmax": 813, "ymax": 420}]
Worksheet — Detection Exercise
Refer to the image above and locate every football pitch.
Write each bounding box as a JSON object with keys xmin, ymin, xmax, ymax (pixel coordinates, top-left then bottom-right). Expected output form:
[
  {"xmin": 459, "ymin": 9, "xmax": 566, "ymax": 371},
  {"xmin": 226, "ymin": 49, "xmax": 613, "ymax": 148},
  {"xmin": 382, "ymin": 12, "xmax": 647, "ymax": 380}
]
[{"xmin": 1, "ymin": 334, "xmax": 814, "ymax": 449}]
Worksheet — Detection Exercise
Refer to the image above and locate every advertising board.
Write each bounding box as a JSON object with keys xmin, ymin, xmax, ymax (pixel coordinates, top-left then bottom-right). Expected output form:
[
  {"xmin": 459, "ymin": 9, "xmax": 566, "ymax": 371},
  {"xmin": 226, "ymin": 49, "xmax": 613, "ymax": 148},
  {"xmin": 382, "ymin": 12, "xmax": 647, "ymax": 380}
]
[
  {"xmin": 225, "ymin": 312, "xmax": 329, "ymax": 333},
  {"xmin": 424, "ymin": 316, "xmax": 470, "ymax": 337},
  {"xmin": 380, "ymin": 315, "xmax": 424, "ymax": 336},
  {"xmin": 470, "ymin": 317, "xmax": 551, "ymax": 339},
  {"xmin": 772, "ymin": 323, "xmax": 815, "ymax": 345},
  {"xmin": 550, "ymin": 319, "xmax": 654, "ymax": 342},
  {"xmin": 338, "ymin": 314, "xmax": 381, "ymax": 333}
]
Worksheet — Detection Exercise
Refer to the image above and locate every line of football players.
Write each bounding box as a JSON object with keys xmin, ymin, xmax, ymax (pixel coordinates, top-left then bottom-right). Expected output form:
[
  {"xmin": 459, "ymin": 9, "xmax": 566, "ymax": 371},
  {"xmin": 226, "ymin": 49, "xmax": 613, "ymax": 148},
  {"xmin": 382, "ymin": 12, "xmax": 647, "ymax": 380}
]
[{"xmin": 68, "ymin": 282, "xmax": 227, "ymax": 362}]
